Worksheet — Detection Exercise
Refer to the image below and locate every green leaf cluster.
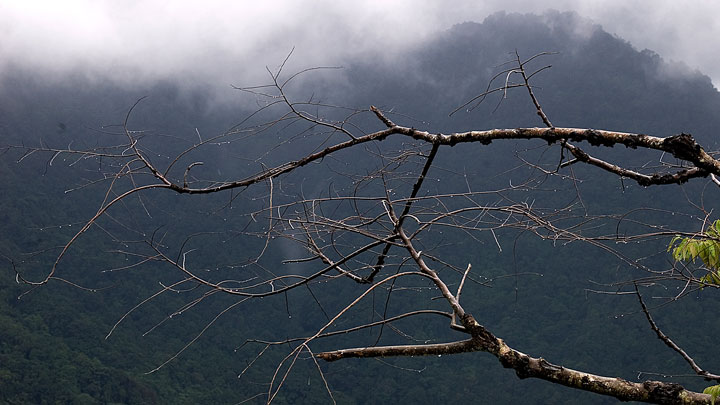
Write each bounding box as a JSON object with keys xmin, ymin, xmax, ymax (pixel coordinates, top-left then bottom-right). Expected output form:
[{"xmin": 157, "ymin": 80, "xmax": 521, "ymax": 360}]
[
  {"xmin": 704, "ymin": 384, "xmax": 720, "ymax": 405},
  {"xmin": 668, "ymin": 220, "xmax": 720, "ymax": 285}
]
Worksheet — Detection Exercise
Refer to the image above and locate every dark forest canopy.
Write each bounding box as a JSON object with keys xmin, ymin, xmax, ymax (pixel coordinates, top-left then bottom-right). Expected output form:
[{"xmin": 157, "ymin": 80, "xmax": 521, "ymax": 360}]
[{"xmin": 2, "ymin": 11, "xmax": 720, "ymax": 404}]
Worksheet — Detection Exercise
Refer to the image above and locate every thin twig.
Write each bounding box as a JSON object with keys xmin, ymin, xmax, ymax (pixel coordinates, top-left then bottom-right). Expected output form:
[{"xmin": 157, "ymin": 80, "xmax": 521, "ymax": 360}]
[{"xmin": 635, "ymin": 284, "xmax": 720, "ymax": 381}]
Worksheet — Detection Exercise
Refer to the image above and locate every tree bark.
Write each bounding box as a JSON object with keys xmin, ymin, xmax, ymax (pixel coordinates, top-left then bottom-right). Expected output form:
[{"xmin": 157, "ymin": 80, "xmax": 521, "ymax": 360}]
[{"xmin": 318, "ymin": 314, "xmax": 713, "ymax": 404}]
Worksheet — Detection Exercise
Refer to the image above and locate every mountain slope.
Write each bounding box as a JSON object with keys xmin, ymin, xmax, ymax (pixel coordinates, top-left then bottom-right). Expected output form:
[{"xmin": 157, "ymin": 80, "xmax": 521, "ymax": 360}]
[{"xmin": 2, "ymin": 10, "xmax": 719, "ymax": 404}]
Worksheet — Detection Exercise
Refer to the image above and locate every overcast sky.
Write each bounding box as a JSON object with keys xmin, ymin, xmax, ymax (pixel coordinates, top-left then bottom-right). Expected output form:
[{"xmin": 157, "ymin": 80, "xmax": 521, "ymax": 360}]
[{"xmin": 1, "ymin": 1, "xmax": 718, "ymax": 93}]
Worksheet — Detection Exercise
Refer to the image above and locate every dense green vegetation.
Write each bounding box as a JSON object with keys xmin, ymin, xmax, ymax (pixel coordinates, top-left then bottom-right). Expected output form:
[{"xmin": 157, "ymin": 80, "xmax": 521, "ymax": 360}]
[{"xmin": 2, "ymin": 11, "xmax": 720, "ymax": 404}]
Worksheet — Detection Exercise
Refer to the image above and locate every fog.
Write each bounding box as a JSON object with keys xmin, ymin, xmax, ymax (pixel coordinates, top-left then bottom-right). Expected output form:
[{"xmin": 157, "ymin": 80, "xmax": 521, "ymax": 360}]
[{"xmin": 2, "ymin": 1, "xmax": 718, "ymax": 92}]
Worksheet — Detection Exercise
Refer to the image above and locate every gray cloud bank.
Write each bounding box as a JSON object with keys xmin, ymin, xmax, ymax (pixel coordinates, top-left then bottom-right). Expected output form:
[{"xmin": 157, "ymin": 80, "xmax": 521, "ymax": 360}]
[{"xmin": 1, "ymin": 1, "xmax": 718, "ymax": 93}]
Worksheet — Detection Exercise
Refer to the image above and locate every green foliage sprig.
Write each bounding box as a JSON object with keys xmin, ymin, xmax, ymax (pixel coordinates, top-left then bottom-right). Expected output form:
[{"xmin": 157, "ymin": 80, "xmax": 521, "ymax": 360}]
[
  {"xmin": 668, "ymin": 219, "xmax": 720, "ymax": 285},
  {"xmin": 670, "ymin": 220, "xmax": 720, "ymax": 399},
  {"xmin": 704, "ymin": 384, "xmax": 720, "ymax": 405}
]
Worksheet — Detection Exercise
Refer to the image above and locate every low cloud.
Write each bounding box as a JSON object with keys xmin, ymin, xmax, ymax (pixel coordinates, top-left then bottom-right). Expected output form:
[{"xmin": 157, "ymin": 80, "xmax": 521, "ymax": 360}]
[{"xmin": 1, "ymin": 1, "xmax": 718, "ymax": 92}]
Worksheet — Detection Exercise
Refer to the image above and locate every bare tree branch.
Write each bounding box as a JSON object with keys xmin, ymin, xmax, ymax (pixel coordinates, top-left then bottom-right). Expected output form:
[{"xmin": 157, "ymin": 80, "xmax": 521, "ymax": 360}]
[
  {"xmin": 12, "ymin": 50, "xmax": 720, "ymax": 405},
  {"xmin": 635, "ymin": 284, "xmax": 720, "ymax": 381}
]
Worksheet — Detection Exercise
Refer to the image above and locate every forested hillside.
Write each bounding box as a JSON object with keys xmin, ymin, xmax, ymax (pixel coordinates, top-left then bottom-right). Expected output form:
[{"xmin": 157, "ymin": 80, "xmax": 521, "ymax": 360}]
[{"xmin": 2, "ymin": 11, "xmax": 719, "ymax": 404}]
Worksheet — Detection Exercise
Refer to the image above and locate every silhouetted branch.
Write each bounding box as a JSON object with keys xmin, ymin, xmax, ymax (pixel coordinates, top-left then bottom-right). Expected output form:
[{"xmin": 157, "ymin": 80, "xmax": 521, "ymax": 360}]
[{"xmin": 635, "ymin": 284, "xmax": 720, "ymax": 381}]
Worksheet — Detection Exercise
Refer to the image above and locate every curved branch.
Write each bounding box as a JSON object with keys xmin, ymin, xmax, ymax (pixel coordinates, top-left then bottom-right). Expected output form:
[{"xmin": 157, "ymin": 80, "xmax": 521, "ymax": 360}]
[{"xmin": 318, "ymin": 321, "xmax": 712, "ymax": 404}]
